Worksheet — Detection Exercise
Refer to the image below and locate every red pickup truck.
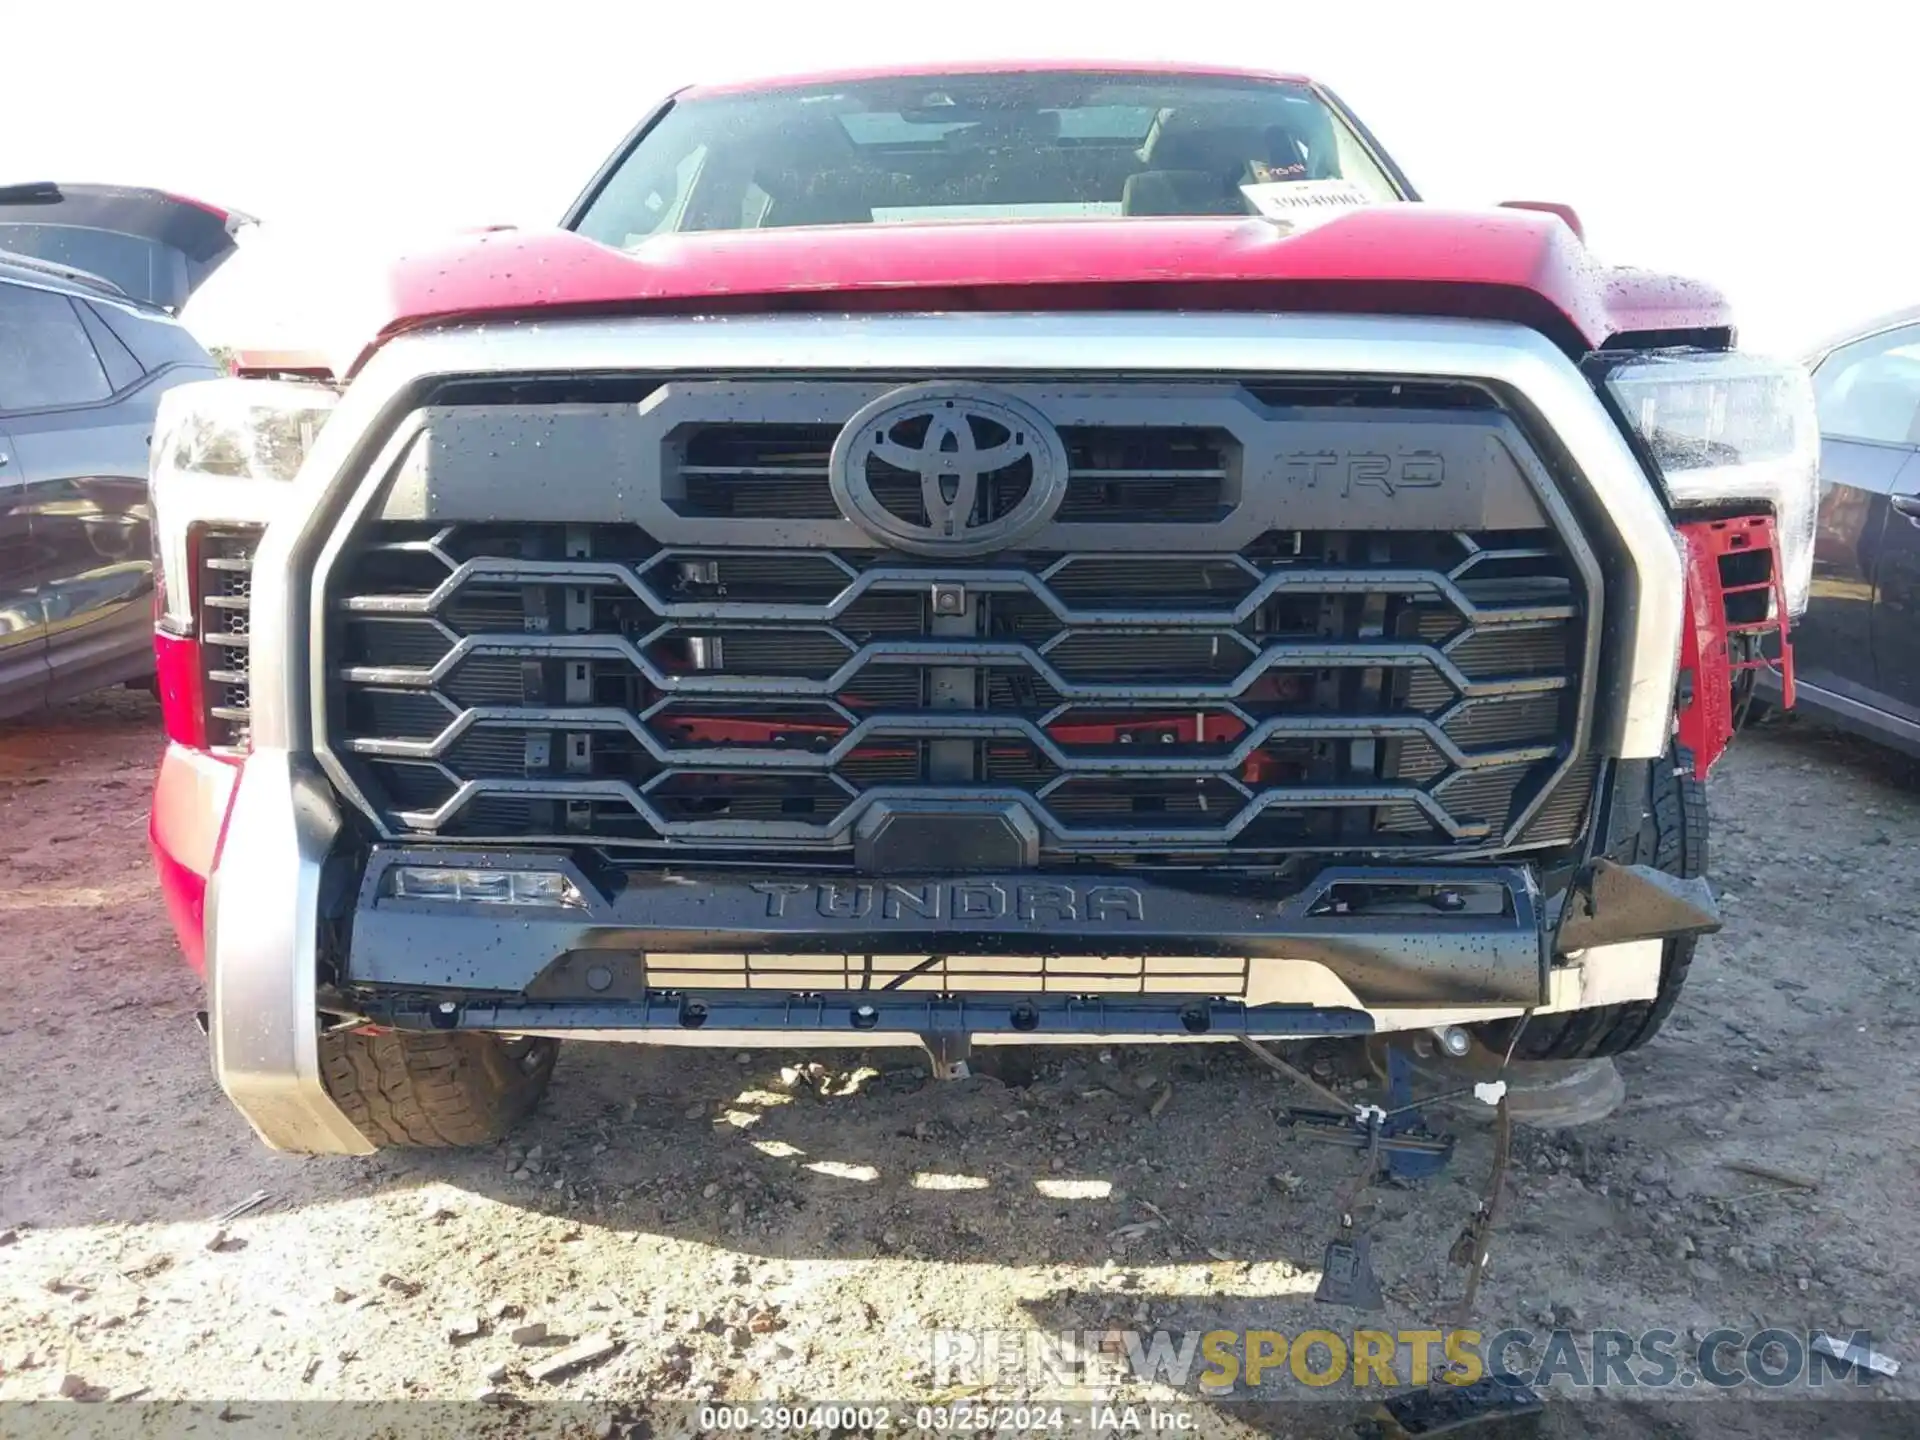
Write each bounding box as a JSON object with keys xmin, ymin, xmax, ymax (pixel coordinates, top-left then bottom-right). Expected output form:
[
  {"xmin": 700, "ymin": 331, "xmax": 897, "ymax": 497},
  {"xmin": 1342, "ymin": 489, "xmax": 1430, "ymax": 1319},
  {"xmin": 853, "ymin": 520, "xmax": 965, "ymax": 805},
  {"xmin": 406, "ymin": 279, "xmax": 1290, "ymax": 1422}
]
[{"xmin": 145, "ymin": 63, "xmax": 1814, "ymax": 1153}]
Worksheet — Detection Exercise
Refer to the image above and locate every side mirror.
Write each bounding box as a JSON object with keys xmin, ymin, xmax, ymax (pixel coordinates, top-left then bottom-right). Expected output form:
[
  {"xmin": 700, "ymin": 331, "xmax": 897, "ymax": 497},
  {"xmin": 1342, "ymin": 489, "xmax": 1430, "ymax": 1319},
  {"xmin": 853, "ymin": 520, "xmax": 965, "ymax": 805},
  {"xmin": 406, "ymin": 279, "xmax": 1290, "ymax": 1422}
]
[{"xmin": 1499, "ymin": 200, "xmax": 1585, "ymax": 243}]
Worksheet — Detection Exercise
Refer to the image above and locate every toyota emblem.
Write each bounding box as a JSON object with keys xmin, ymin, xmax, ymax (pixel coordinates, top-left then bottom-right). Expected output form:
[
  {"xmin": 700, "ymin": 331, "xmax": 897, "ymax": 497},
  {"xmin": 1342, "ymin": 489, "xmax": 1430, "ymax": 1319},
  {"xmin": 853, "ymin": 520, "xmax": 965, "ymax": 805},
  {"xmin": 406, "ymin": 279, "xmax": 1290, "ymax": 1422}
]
[{"xmin": 830, "ymin": 384, "xmax": 1070, "ymax": 556}]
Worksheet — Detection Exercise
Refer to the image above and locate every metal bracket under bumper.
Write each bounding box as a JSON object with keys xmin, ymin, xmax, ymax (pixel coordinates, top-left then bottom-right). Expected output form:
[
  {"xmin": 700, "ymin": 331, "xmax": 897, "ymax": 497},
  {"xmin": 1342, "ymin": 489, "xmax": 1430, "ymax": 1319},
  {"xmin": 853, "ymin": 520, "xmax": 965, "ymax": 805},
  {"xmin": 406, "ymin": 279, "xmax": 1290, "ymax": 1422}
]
[{"xmin": 380, "ymin": 994, "xmax": 1374, "ymax": 1042}]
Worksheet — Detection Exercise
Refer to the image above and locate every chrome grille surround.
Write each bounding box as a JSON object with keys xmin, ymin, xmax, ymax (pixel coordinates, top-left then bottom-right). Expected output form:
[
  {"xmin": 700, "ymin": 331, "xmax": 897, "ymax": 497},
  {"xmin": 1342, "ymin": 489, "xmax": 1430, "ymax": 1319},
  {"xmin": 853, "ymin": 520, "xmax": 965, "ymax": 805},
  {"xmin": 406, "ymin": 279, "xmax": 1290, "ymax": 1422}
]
[{"xmin": 247, "ymin": 316, "xmax": 1683, "ymax": 826}]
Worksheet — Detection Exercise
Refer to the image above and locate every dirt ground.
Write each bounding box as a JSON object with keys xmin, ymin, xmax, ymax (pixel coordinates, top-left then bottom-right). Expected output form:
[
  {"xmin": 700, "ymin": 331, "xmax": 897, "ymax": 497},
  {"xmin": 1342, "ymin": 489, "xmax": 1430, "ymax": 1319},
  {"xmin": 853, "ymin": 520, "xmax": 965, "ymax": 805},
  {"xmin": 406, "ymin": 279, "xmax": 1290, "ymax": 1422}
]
[{"xmin": 2, "ymin": 690, "xmax": 1917, "ymax": 1438}]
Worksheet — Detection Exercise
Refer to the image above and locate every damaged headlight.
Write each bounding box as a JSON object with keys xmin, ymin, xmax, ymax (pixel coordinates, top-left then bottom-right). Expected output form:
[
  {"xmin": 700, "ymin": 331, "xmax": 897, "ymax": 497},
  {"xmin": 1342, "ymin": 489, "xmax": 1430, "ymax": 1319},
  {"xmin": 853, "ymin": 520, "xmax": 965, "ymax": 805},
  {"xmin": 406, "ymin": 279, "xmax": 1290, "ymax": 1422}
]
[
  {"xmin": 150, "ymin": 378, "xmax": 340, "ymax": 630},
  {"xmin": 1601, "ymin": 351, "xmax": 1819, "ymax": 615}
]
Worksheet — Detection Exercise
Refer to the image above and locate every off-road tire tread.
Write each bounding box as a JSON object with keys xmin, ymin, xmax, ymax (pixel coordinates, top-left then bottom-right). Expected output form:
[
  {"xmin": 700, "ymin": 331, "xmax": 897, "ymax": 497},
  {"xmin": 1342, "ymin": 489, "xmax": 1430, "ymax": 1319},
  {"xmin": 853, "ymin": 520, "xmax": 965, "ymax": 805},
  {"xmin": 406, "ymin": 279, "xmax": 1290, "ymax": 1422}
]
[
  {"xmin": 1480, "ymin": 748, "xmax": 1706, "ymax": 1061},
  {"xmin": 319, "ymin": 1030, "xmax": 557, "ymax": 1148}
]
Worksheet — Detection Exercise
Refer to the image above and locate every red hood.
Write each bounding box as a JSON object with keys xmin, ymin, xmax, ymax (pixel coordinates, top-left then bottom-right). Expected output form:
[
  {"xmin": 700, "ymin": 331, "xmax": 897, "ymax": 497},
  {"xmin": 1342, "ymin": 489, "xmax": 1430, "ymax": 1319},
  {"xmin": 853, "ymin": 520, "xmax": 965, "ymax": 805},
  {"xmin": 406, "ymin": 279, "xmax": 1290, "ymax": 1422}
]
[{"xmin": 350, "ymin": 208, "xmax": 1731, "ymax": 375}]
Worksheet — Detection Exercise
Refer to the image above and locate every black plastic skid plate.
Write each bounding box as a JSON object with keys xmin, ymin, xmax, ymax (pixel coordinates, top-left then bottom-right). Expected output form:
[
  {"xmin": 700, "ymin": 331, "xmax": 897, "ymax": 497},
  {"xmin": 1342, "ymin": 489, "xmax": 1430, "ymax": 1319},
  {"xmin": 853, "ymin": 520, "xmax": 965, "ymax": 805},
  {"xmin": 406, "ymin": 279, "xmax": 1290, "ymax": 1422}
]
[{"xmin": 349, "ymin": 852, "xmax": 1549, "ymax": 1010}]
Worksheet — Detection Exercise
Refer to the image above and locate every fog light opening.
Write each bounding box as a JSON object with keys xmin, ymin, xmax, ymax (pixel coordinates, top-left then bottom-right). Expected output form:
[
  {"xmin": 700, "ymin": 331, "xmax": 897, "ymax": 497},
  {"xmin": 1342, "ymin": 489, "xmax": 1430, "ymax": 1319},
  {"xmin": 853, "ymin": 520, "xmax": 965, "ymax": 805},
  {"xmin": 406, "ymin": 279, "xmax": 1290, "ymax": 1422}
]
[{"xmin": 388, "ymin": 865, "xmax": 584, "ymax": 908}]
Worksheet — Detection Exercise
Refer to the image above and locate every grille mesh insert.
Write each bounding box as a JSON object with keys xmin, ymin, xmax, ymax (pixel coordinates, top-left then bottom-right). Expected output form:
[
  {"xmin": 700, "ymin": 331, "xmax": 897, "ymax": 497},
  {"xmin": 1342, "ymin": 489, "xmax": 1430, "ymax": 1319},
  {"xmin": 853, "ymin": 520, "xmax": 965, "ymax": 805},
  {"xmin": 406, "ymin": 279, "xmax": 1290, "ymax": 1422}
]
[
  {"xmin": 329, "ymin": 535, "xmax": 1591, "ymax": 860},
  {"xmin": 198, "ymin": 526, "xmax": 262, "ymax": 753}
]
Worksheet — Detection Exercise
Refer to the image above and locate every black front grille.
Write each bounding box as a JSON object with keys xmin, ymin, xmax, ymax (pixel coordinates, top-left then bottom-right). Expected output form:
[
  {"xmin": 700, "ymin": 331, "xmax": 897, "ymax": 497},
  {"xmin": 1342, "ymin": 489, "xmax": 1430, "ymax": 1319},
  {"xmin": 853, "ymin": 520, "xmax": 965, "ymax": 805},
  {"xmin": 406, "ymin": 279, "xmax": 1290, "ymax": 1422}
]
[{"xmin": 325, "ymin": 519, "xmax": 1594, "ymax": 865}]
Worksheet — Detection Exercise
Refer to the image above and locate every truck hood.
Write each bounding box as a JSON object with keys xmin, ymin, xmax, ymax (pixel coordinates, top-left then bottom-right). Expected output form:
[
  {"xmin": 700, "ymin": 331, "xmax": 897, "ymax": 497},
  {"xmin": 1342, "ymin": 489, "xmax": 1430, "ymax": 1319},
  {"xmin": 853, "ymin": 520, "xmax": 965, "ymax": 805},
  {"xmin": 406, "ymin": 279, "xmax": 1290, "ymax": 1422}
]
[{"xmin": 347, "ymin": 208, "xmax": 1731, "ymax": 375}]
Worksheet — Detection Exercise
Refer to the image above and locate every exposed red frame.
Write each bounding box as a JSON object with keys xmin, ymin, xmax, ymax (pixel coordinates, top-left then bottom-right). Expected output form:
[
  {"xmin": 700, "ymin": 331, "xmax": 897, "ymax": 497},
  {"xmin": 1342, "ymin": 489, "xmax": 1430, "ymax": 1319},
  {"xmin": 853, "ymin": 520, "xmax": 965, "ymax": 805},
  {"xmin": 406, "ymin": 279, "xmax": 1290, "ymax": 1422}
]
[{"xmin": 1675, "ymin": 515, "xmax": 1796, "ymax": 776}]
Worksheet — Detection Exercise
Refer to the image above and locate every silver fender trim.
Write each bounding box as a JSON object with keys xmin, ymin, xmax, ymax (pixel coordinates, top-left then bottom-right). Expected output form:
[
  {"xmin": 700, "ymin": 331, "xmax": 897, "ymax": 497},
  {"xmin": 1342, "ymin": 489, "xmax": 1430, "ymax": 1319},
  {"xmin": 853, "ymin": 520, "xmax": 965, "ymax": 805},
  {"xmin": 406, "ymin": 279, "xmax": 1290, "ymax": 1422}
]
[{"xmin": 206, "ymin": 749, "xmax": 373, "ymax": 1155}]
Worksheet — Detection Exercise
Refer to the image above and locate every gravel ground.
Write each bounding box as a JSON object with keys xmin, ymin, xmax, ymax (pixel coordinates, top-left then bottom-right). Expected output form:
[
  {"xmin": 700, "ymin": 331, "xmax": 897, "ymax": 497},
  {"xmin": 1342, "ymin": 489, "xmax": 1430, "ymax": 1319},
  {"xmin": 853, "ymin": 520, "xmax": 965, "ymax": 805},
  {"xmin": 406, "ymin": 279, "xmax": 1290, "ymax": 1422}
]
[{"xmin": 2, "ymin": 691, "xmax": 1917, "ymax": 1438}]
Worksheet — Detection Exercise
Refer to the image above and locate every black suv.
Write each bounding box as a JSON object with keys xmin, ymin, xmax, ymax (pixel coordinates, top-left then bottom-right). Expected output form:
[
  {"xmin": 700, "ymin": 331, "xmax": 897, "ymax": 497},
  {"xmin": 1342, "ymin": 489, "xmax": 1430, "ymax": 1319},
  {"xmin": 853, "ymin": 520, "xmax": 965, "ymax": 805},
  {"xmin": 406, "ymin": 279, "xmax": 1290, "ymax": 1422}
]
[{"xmin": 0, "ymin": 183, "xmax": 245, "ymax": 718}]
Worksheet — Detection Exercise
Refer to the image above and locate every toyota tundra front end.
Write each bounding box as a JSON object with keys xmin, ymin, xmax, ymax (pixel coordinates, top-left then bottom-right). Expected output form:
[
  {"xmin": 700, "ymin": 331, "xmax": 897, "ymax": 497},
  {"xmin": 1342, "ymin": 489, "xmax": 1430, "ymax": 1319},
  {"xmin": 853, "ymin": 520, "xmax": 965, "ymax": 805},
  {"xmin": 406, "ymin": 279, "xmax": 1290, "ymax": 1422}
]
[{"xmin": 146, "ymin": 65, "xmax": 1813, "ymax": 1152}]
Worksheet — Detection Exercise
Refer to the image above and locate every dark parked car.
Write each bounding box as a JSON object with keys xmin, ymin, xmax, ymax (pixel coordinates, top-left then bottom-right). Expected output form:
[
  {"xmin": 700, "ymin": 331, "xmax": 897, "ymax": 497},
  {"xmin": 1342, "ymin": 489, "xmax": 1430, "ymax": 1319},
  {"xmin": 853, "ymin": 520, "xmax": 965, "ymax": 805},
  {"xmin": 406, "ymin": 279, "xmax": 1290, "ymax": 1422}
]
[
  {"xmin": 0, "ymin": 183, "xmax": 246, "ymax": 719},
  {"xmin": 1772, "ymin": 306, "xmax": 1920, "ymax": 755}
]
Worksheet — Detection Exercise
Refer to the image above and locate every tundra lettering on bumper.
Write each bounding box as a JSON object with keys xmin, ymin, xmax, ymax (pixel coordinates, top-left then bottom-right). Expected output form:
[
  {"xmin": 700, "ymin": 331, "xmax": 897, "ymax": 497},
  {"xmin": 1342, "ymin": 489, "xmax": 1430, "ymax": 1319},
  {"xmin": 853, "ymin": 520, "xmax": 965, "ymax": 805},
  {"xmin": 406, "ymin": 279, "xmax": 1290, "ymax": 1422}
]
[{"xmin": 347, "ymin": 851, "xmax": 1549, "ymax": 1006}]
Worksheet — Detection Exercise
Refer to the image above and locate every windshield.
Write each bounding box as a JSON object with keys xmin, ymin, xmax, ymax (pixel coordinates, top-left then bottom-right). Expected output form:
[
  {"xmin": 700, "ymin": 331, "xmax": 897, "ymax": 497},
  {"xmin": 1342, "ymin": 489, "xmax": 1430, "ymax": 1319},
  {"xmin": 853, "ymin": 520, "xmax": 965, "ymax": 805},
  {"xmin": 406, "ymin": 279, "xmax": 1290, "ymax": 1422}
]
[{"xmin": 574, "ymin": 72, "xmax": 1405, "ymax": 245}]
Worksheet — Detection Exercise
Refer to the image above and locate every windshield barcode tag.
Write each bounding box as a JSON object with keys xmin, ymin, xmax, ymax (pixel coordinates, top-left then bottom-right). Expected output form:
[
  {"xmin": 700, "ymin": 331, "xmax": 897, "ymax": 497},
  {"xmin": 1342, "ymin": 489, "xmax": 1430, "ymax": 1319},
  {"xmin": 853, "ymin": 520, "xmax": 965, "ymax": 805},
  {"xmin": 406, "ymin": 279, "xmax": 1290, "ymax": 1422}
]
[{"xmin": 1240, "ymin": 178, "xmax": 1378, "ymax": 228}]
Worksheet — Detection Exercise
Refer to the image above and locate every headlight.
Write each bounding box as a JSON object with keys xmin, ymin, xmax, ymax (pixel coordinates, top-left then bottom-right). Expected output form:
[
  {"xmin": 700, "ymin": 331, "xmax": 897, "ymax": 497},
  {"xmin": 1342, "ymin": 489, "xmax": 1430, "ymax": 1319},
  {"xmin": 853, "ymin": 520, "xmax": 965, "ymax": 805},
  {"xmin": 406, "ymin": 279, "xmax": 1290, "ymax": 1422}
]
[
  {"xmin": 150, "ymin": 378, "xmax": 339, "ymax": 630},
  {"xmin": 1601, "ymin": 351, "xmax": 1819, "ymax": 615}
]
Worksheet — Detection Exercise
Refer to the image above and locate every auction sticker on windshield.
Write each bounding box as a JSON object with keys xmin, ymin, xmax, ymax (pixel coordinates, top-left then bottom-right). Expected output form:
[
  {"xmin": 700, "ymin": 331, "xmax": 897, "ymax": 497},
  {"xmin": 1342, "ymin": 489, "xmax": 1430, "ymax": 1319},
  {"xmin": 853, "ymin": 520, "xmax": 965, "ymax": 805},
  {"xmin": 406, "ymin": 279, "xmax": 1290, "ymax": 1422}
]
[{"xmin": 1240, "ymin": 178, "xmax": 1378, "ymax": 228}]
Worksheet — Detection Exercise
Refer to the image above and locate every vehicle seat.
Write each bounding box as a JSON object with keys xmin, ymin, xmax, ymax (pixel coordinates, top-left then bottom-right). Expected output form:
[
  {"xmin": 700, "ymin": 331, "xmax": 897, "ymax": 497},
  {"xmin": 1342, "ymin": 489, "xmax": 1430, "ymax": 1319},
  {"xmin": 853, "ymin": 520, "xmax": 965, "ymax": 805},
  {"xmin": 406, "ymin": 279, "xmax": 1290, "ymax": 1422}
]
[
  {"xmin": 1259, "ymin": 124, "xmax": 1315, "ymax": 181},
  {"xmin": 1121, "ymin": 169, "xmax": 1247, "ymax": 216},
  {"xmin": 1147, "ymin": 126, "xmax": 1255, "ymax": 180}
]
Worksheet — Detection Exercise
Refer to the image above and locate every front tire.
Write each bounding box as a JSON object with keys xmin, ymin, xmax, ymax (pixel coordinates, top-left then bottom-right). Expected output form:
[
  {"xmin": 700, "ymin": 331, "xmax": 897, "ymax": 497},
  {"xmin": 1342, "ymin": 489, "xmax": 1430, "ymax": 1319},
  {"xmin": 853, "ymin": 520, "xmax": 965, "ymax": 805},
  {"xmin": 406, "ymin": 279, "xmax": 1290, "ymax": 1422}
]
[
  {"xmin": 1475, "ymin": 747, "xmax": 1706, "ymax": 1061},
  {"xmin": 319, "ymin": 1029, "xmax": 557, "ymax": 1148}
]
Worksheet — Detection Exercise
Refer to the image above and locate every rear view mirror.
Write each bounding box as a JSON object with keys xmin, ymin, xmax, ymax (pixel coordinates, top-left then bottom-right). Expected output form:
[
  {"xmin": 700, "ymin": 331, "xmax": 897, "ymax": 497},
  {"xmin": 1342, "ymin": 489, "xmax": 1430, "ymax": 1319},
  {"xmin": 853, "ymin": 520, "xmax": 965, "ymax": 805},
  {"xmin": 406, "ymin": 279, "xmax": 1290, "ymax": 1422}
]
[{"xmin": 1499, "ymin": 200, "xmax": 1585, "ymax": 242}]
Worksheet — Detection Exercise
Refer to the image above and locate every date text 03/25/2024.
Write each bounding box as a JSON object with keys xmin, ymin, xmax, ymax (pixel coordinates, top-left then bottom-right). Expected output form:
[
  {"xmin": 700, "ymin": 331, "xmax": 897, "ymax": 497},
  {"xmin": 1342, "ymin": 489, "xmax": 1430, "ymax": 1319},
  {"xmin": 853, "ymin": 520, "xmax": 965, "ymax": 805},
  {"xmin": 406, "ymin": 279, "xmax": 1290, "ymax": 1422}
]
[{"xmin": 697, "ymin": 1404, "xmax": 1197, "ymax": 1433}]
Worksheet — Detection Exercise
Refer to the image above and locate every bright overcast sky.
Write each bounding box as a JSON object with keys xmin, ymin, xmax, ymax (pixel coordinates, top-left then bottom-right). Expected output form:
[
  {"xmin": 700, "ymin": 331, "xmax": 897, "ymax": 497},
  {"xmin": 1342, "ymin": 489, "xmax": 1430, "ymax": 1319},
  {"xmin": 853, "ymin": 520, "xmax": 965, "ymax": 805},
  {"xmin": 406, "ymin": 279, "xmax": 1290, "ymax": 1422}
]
[{"xmin": 4, "ymin": 0, "xmax": 1911, "ymax": 357}]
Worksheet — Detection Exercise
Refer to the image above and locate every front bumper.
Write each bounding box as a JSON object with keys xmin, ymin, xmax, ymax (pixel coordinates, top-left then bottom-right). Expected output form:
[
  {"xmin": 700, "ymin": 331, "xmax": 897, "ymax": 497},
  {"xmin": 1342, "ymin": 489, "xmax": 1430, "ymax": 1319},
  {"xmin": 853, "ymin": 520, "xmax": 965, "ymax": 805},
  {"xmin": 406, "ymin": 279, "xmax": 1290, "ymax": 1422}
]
[
  {"xmin": 201, "ymin": 757, "xmax": 1691, "ymax": 1153},
  {"xmin": 347, "ymin": 845, "xmax": 1718, "ymax": 1047},
  {"xmin": 193, "ymin": 313, "xmax": 1701, "ymax": 1153},
  {"xmin": 349, "ymin": 852, "xmax": 1556, "ymax": 1047},
  {"xmin": 350, "ymin": 848, "xmax": 1552, "ymax": 1014}
]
